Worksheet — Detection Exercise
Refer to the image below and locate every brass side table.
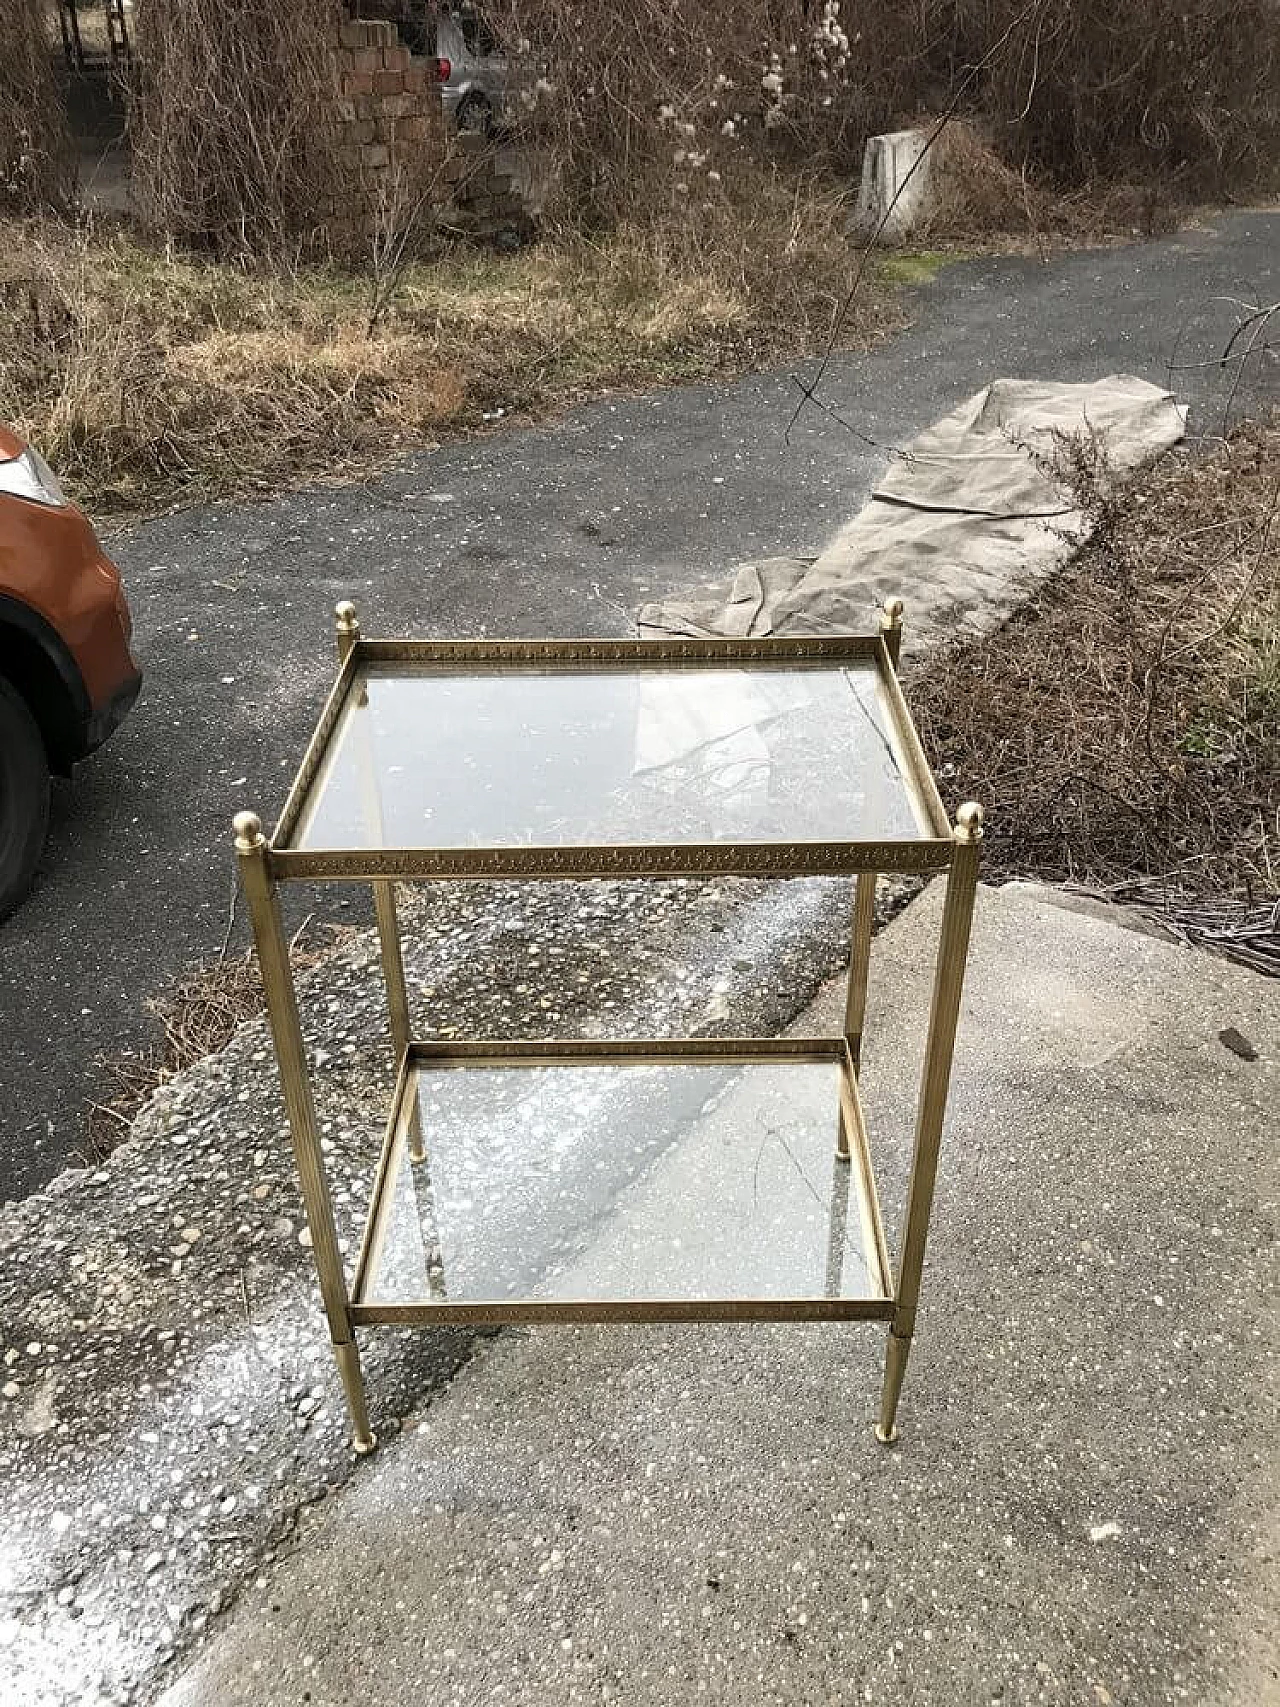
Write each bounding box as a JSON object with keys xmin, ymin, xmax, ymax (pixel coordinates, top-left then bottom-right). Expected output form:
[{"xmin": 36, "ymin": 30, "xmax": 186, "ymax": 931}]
[{"xmin": 233, "ymin": 599, "xmax": 982, "ymax": 1452}]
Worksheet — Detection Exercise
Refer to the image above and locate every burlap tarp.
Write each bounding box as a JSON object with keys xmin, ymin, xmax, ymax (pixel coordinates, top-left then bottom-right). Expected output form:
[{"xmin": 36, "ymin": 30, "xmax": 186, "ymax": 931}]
[{"xmin": 637, "ymin": 376, "xmax": 1187, "ymax": 644}]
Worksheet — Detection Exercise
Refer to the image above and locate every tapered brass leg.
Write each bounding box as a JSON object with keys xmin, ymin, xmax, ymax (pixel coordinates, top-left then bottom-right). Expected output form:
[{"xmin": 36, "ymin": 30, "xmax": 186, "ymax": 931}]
[
  {"xmin": 843, "ymin": 871, "xmax": 877, "ymax": 1074},
  {"xmin": 875, "ymin": 1329, "xmax": 911, "ymax": 1444},
  {"xmin": 875, "ymin": 802, "xmax": 983, "ymax": 1443},
  {"xmin": 333, "ymin": 1339, "xmax": 378, "ymax": 1454},
  {"xmin": 372, "ymin": 878, "xmax": 426, "ymax": 1162},
  {"xmin": 336, "ymin": 602, "xmax": 424, "ymax": 1167},
  {"xmin": 235, "ymin": 810, "xmax": 376, "ymax": 1456}
]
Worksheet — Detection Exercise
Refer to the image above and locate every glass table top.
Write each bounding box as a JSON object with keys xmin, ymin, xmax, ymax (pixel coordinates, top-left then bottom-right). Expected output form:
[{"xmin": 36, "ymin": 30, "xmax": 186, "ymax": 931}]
[
  {"xmin": 362, "ymin": 1059, "xmax": 884, "ymax": 1308},
  {"xmin": 288, "ymin": 662, "xmax": 928, "ymax": 852}
]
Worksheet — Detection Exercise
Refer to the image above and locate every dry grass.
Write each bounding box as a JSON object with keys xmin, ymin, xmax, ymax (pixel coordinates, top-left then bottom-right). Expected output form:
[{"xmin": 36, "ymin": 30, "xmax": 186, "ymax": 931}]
[
  {"xmin": 83, "ymin": 920, "xmax": 355, "ymax": 1162},
  {"xmin": 909, "ymin": 416, "xmax": 1280, "ymax": 966},
  {"xmin": 0, "ymin": 183, "xmax": 900, "ymax": 515}
]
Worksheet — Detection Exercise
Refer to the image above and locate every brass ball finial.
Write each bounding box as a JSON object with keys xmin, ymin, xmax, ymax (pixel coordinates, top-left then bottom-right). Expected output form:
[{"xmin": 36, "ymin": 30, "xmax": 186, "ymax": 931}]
[
  {"xmin": 955, "ymin": 801, "xmax": 984, "ymax": 842},
  {"xmin": 881, "ymin": 596, "xmax": 905, "ymax": 627},
  {"xmin": 233, "ymin": 810, "xmax": 265, "ymax": 852},
  {"xmin": 334, "ymin": 600, "xmax": 359, "ymax": 634}
]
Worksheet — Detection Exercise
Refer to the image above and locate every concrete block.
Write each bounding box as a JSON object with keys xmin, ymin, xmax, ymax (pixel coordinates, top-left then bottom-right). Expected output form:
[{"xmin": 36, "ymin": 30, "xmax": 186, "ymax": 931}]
[
  {"xmin": 852, "ymin": 127, "xmax": 934, "ymax": 242},
  {"xmin": 374, "ymin": 68, "xmax": 404, "ymax": 95},
  {"xmin": 351, "ymin": 46, "xmax": 381, "ymax": 75},
  {"xmin": 344, "ymin": 71, "xmax": 374, "ymax": 97}
]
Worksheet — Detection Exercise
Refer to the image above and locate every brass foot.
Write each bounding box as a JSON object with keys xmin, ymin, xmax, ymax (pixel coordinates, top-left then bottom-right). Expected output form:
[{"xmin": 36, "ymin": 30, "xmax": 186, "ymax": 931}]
[
  {"xmin": 353, "ymin": 1430, "xmax": 379, "ymax": 1456},
  {"xmin": 876, "ymin": 1327, "xmax": 911, "ymax": 1446}
]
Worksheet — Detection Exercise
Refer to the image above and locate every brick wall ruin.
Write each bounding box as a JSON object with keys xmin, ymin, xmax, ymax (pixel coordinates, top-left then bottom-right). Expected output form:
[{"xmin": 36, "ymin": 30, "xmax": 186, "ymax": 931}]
[{"xmin": 328, "ymin": 15, "xmax": 446, "ymax": 249}]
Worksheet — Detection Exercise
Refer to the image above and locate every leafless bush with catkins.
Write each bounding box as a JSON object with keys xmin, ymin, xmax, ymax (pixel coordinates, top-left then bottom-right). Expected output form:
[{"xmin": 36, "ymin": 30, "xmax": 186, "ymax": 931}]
[
  {"xmin": 485, "ymin": 0, "xmax": 925, "ymax": 228},
  {"xmin": 484, "ymin": 0, "xmax": 1277, "ymax": 233},
  {"xmin": 0, "ymin": 0, "xmax": 72, "ymax": 212}
]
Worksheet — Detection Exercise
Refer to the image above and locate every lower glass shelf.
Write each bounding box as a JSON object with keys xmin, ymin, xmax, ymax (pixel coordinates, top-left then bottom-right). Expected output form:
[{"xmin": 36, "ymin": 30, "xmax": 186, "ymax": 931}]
[{"xmin": 350, "ymin": 1040, "xmax": 895, "ymax": 1325}]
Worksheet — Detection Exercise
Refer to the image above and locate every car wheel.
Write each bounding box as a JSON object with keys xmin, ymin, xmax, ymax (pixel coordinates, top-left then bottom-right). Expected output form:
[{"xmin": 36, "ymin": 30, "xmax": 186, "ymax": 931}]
[
  {"xmin": 0, "ymin": 675, "xmax": 50, "ymax": 921},
  {"xmin": 456, "ymin": 92, "xmax": 492, "ymax": 134}
]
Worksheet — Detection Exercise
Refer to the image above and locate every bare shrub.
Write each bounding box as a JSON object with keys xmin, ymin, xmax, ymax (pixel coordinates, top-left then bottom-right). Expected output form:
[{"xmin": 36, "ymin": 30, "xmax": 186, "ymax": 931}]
[
  {"xmin": 0, "ymin": 0, "xmax": 72, "ymax": 212},
  {"xmin": 491, "ymin": 0, "xmax": 1277, "ymax": 232},
  {"xmin": 906, "ymin": 117, "xmax": 1031, "ymax": 238},
  {"xmin": 926, "ymin": 0, "xmax": 1279, "ymax": 195},
  {"xmin": 909, "ymin": 416, "xmax": 1280, "ymax": 919},
  {"xmin": 129, "ymin": 0, "xmax": 347, "ymax": 256},
  {"xmin": 487, "ymin": 0, "xmax": 930, "ymax": 227}
]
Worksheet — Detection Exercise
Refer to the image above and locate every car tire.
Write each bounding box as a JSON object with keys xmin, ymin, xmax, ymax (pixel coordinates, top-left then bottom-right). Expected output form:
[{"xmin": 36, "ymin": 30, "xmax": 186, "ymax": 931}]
[
  {"xmin": 0, "ymin": 675, "xmax": 50, "ymax": 922},
  {"xmin": 456, "ymin": 92, "xmax": 492, "ymax": 134}
]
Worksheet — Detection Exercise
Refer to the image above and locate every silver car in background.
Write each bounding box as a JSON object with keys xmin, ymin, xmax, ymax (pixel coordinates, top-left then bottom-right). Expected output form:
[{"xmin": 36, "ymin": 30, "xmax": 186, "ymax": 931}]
[{"xmin": 436, "ymin": 5, "xmax": 509, "ymax": 133}]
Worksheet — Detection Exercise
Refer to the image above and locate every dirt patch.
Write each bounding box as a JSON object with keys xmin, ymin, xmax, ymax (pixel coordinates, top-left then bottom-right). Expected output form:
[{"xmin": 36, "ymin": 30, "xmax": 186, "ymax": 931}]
[{"xmin": 909, "ymin": 415, "xmax": 1280, "ymax": 971}]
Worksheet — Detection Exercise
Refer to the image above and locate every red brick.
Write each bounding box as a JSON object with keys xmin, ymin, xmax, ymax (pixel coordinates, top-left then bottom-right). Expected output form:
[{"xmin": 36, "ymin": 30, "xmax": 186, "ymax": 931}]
[
  {"xmin": 344, "ymin": 70, "xmax": 374, "ymax": 96},
  {"xmin": 382, "ymin": 45, "xmax": 410, "ymax": 72},
  {"xmin": 373, "ymin": 68, "xmax": 403, "ymax": 95},
  {"xmin": 351, "ymin": 46, "xmax": 381, "ymax": 74}
]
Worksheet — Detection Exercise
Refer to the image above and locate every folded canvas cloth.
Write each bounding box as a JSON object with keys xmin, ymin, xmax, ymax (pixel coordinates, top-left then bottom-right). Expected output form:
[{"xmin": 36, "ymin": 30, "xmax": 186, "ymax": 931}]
[{"xmin": 637, "ymin": 376, "xmax": 1187, "ymax": 645}]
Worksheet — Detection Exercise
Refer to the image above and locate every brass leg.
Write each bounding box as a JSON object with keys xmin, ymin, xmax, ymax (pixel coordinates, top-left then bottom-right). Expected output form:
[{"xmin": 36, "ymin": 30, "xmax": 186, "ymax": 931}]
[
  {"xmin": 337, "ymin": 602, "xmax": 423, "ymax": 1167},
  {"xmin": 333, "ymin": 1339, "xmax": 378, "ymax": 1454},
  {"xmin": 875, "ymin": 1330, "xmax": 911, "ymax": 1445},
  {"xmin": 234, "ymin": 811, "xmax": 375, "ymax": 1454},
  {"xmin": 876, "ymin": 803, "xmax": 983, "ymax": 1444},
  {"xmin": 374, "ymin": 879, "xmax": 411, "ymax": 1052},
  {"xmin": 843, "ymin": 871, "xmax": 877, "ymax": 1075},
  {"xmin": 372, "ymin": 879, "xmax": 425, "ymax": 1162}
]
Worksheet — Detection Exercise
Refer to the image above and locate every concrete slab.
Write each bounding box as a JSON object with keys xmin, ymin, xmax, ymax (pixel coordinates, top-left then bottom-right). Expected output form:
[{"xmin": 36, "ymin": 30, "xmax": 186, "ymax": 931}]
[{"xmin": 155, "ymin": 882, "xmax": 1279, "ymax": 1707}]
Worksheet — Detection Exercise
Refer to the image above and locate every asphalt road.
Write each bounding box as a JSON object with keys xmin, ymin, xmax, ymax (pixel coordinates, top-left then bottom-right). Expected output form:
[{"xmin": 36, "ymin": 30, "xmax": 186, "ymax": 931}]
[{"xmin": 2, "ymin": 210, "xmax": 1276, "ymax": 1201}]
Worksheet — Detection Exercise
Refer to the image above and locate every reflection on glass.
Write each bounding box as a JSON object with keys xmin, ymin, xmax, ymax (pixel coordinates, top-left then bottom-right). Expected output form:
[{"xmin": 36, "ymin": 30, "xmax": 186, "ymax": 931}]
[
  {"xmin": 366, "ymin": 1060, "xmax": 879, "ymax": 1306},
  {"xmin": 293, "ymin": 664, "xmax": 923, "ymax": 850}
]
